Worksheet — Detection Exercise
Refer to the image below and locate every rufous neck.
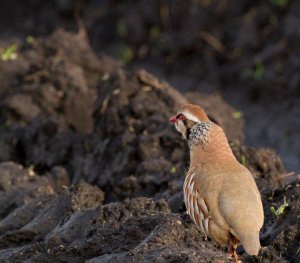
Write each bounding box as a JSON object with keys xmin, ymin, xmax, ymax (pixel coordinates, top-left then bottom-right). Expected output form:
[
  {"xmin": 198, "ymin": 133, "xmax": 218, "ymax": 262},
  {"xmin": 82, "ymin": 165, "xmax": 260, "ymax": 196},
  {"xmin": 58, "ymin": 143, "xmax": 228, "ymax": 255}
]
[{"xmin": 189, "ymin": 125, "xmax": 235, "ymax": 169}]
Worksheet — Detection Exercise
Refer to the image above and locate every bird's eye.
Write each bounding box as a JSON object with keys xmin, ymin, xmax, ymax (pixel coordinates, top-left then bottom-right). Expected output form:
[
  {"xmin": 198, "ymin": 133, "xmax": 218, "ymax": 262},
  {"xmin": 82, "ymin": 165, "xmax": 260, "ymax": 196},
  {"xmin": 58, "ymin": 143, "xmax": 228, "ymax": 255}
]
[{"xmin": 176, "ymin": 114, "xmax": 186, "ymax": 121}]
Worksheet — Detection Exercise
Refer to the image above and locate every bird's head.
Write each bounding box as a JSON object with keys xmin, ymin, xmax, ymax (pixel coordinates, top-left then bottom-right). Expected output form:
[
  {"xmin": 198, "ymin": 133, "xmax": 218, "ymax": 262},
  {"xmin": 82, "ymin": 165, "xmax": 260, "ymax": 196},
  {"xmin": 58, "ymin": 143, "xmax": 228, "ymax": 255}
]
[{"xmin": 170, "ymin": 104, "xmax": 210, "ymax": 141}]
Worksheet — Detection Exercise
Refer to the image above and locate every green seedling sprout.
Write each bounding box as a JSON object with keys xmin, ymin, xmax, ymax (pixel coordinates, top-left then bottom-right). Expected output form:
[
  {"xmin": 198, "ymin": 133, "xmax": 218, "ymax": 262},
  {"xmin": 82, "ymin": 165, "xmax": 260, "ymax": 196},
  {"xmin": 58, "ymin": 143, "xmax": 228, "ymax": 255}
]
[
  {"xmin": 233, "ymin": 111, "xmax": 243, "ymax": 119},
  {"xmin": 26, "ymin": 36, "xmax": 35, "ymax": 44},
  {"xmin": 1, "ymin": 44, "xmax": 18, "ymax": 61},
  {"xmin": 117, "ymin": 20, "xmax": 128, "ymax": 37},
  {"xmin": 241, "ymin": 155, "xmax": 247, "ymax": 166},
  {"xmin": 254, "ymin": 58, "xmax": 265, "ymax": 81},
  {"xmin": 271, "ymin": 0, "xmax": 289, "ymax": 8},
  {"xmin": 270, "ymin": 196, "xmax": 289, "ymax": 218},
  {"xmin": 170, "ymin": 166, "xmax": 177, "ymax": 174}
]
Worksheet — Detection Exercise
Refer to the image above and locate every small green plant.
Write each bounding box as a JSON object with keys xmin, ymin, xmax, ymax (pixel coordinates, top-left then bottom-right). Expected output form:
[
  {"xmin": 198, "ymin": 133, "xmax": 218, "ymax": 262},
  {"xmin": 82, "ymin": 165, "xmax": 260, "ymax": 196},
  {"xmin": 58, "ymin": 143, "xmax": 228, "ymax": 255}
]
[
  {"xmin": 26, "ymin": 35, "xmax": 35, "ymax": 44},
  {"xmin": 253, "ymin": 58, "xmax": 265, "ymax": 81},
  {"xmin": 269, "ymin": 15, "xmax": 278, "ymax": 26},
  {"xmin": 149, "ymin": 26, "xmax": 160, "ymax": 39},
  {"xmin": 268, "ymin": 189, "xmax": 276, "ymax": 200},
  {"xmin": 1, "ymin": 44, "xmax": 18, "ymax": 61},
  {"xmin": 257, "ymin": 255, "xmax": 263, "ymax": 263},
  {"xmin": 233, "ymin": 111, "xmax": 243, "ymax": 119},
  {"xmin": 271, "ymin": 0, "xmax": 289, "ymax": 7},
  {"xmin": 170, "ymin": 166, "xmax": 177, "ymax": 174},
  {"xmin": 118, "ymin": 44, "xmax": 134, "ymax": 63},
  {"xmin": 242, "ymin": 57, "xmax": 265, "ymax": 81},
  {"xmin": 116, "ymin": 20, "xmax": 128, "ymax": 37},
  {"xmin": 240, "ymin": 155, "xmax": 247, "ymax": 166},
  {"xmin": 270, "ymin": 197, "xmax": 289, "ymax": 218}
]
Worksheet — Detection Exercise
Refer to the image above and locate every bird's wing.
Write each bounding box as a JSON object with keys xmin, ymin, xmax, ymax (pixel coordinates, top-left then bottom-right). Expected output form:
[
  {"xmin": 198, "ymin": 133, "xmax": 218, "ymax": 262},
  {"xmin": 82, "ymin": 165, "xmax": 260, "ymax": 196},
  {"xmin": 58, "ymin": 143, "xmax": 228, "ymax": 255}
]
[
  {"xmin": 183, "ymin": 167, "xmax": 210, "ymax": 235},
  {"xmin": 218, "ymin": 169, "xmax": 264, "ymax": 255}
]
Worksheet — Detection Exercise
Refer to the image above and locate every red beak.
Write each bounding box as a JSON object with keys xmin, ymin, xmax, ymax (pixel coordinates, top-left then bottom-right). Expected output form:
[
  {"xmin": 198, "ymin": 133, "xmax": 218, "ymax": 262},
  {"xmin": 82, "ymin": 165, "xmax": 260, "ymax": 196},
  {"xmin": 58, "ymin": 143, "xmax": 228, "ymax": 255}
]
[{"xmin": 169, "ymin": 116, "xmax": 177, "ymax": 123}]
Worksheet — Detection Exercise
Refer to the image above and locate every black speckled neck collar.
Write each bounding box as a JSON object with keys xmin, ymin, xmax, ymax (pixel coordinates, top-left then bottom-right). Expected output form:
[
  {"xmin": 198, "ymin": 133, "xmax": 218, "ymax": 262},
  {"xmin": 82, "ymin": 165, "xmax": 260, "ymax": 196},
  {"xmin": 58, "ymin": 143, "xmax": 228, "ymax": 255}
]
[{"xmin": 188, "ymin": 121, "xmax": 213, "ymax": 149}]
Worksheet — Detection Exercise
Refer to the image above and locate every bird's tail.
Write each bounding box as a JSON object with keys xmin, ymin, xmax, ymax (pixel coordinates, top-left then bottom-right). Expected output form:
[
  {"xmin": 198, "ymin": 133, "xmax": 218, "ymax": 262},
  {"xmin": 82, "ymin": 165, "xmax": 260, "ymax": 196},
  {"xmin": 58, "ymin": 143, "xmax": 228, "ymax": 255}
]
[{"xmin": 241, "ymin": 232, "xmax": 261, "ymax": 256}]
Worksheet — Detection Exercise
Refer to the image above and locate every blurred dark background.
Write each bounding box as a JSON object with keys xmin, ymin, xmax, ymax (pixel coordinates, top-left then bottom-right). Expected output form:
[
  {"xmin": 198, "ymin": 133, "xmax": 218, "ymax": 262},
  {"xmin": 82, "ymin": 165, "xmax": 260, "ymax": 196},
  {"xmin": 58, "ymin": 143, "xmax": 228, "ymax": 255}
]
[{"xmin": 0, "ymin": 0, "xmax": 299, "ymax": 172}]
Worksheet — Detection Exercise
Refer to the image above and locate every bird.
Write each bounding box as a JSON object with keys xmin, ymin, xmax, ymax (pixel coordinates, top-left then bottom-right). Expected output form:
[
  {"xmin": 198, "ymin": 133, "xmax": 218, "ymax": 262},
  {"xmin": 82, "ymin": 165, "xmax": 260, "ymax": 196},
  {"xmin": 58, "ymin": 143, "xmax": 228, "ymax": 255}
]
[{"xmin": 169, "ymin": 103, "xmax": 264, "ymax": 262}]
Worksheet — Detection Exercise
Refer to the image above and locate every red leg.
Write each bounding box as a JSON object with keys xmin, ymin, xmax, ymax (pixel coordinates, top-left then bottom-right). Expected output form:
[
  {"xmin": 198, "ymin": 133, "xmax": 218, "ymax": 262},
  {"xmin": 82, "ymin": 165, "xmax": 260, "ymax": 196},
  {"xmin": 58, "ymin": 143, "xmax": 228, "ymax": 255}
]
[
  {"xmin": 227, "ymin": 240, "xmax": 235, "ymax": 260},
  {"xmin": 228, "ymin": 239, "xmax": 242, "ymax": 262}
]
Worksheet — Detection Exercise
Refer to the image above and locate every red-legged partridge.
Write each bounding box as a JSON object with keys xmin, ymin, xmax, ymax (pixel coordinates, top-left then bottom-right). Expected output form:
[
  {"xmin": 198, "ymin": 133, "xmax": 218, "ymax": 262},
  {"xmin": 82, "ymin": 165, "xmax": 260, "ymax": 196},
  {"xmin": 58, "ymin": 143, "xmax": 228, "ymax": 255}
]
[{"xmin": 170, "ymin": 104, "xmax": 264, "ymax": 262}]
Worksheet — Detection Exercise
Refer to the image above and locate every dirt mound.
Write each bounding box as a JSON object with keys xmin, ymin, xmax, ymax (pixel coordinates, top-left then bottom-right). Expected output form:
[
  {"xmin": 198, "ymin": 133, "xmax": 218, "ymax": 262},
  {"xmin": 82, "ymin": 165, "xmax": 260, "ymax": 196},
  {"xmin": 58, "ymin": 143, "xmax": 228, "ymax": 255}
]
[
  {"xmin": 0, "ymin": 29, "xmax": 245, "ymax": 207},
  {"xmin": 0, "ymin": 30, "xmax": 298, "ymax": 262},
  {"xmin": 0, "ymin": 162, "xmax": 287, "ymax": 263}
]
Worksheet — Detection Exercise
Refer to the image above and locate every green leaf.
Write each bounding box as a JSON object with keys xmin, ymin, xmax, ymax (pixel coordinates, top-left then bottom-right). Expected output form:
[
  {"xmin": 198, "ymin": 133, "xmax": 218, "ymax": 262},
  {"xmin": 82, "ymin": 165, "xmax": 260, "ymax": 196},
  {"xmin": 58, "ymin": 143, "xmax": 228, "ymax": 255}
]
[
  {"xmin": 240, "ymin": 155, "xmax": 247, "ymax": 166},
  {"xmin": 150, "ymin": 26, "xmax": 160, "ymax": 39},
  {"xmin": 170, "ymin": 166, "xmax": 177, "ymax": 174},
  {"xmin": 275, "ymin": 203, "xmax": 289, "ymax": 216},
  {"xmin": 1, "ymin": 44, "xmax": 18, "ymax": 61},
  {"xmin": 233, "ymin": 111, "xmax": 243, "ymax": 119},
  {"xmin": 118, "ymin": 44, "xmax": 134, "ymax": 63},
  {"xmin": 254, "ymin": 58, "xmax": 264, "ymax": 81},
  {"xmin": 26, "ymin": 35, "xmax": 34, "ymax": 44},
  {"xmin": 271, "ymin": 0, "xmax": 289, "ymax": 7},
  {"xmin": 270, "ymin": 198, "xmax": 289, "ymax": 218},
  {"xmin": 117, "ymin": 20, "xmax": 128, "ymax": 37},
  {"xmin": 270, "ymin": 206, "xmax": 276, "ymax": 216}
]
